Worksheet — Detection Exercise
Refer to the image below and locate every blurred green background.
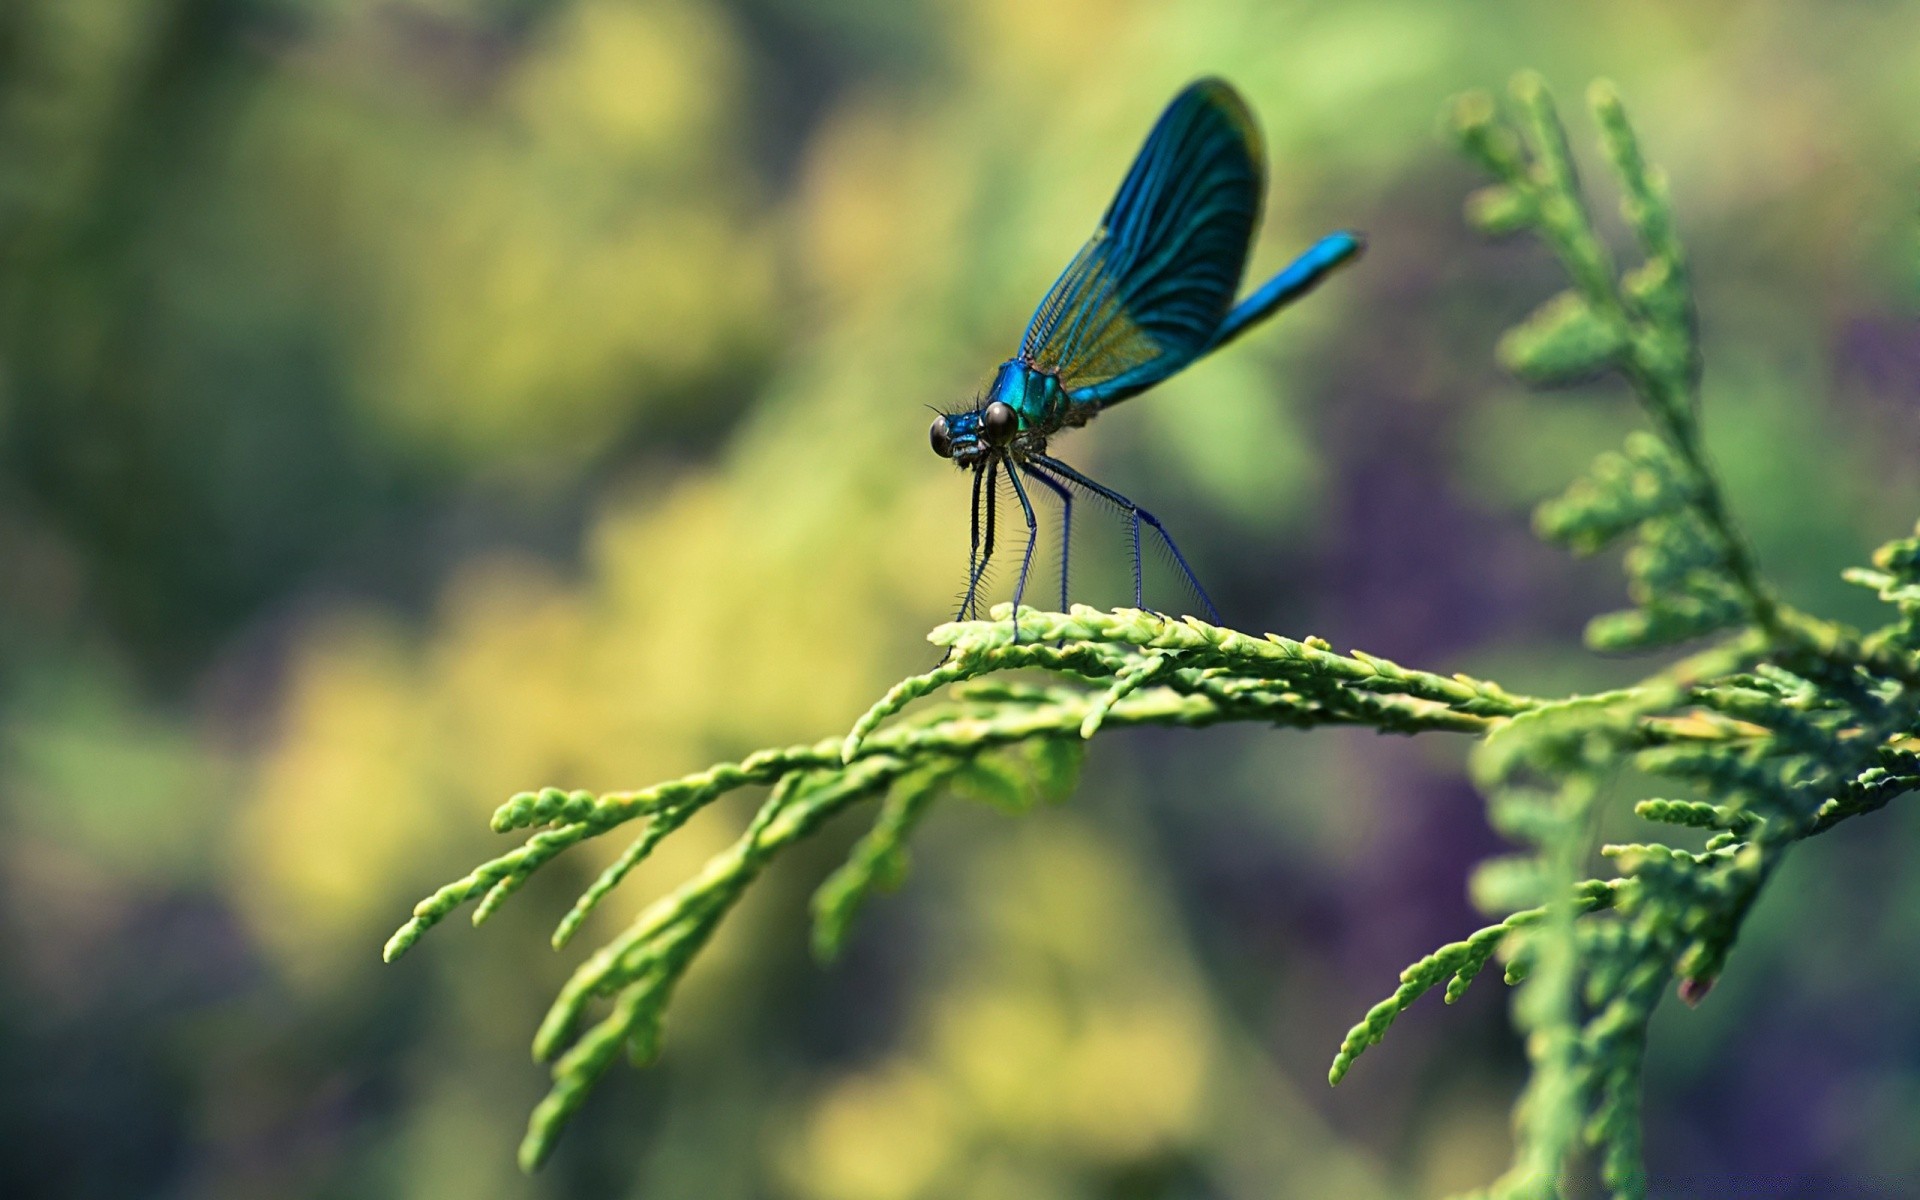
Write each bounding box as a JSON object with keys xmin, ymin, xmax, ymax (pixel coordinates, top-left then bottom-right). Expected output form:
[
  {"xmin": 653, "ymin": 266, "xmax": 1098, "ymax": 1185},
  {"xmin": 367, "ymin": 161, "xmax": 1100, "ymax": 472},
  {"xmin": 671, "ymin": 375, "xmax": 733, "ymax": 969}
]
[{"xmin": 4, "ymin": 1, "xmax": 1920, "ymax": 1196}]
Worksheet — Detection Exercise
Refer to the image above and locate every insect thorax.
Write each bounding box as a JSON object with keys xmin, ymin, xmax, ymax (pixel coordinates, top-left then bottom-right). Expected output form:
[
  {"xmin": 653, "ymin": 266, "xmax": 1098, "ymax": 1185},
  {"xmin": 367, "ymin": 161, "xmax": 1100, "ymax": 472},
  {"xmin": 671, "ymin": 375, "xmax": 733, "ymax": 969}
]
[{"xmin": 989, "ymin": 360, "xmax": 1071, "ymax": 434}]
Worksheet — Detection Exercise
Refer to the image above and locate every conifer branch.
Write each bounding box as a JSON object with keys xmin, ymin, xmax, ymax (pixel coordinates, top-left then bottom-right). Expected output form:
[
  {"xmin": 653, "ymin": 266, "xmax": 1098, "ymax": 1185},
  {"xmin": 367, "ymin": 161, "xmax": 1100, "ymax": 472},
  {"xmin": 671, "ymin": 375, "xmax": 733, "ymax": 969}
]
[{"xmin": 383, "ymin": 73, "xmax": 1920, "ymax": 1195}]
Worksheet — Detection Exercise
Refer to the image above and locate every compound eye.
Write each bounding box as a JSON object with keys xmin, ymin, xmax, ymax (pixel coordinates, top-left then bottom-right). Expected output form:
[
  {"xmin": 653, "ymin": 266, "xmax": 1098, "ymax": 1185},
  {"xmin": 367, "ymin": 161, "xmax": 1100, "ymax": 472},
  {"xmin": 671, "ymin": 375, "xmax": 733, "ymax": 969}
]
[
  {"xmin": 983, "ymin": 401, "xmax": 1016, "ymax": 444},
  {"xmin": 929, "ymin": 415, "xmax": 953, "ymax": 458}
]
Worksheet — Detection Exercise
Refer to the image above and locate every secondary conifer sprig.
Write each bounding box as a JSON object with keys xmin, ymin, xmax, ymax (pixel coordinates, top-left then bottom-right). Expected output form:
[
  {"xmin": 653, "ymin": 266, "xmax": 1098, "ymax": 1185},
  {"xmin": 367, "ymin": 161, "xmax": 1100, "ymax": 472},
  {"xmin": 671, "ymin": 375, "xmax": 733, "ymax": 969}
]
[
  {"xmin": 385, "ymin": 73, "xmax": 1920, "ymax": 1196},
  {"xmin": 1318, "ymin": 73, "xmax": 1920, "ymax": 1200}
]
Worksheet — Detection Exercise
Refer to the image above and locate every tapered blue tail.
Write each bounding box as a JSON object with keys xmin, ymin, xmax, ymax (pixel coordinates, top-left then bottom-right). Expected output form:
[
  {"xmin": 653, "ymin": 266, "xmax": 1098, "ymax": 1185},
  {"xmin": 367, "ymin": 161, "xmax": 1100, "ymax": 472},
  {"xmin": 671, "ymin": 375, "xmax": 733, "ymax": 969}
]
[{"xmin": 1209, "ymin": 230, "xmax": 1364, "ymax": 352}]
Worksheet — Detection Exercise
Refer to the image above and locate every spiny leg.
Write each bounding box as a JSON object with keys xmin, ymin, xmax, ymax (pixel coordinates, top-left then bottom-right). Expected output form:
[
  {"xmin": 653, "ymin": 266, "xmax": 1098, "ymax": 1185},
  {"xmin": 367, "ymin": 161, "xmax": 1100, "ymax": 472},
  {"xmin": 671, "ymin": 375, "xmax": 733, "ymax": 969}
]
[
  {"xmin": 1027, "ymin": 458, "xmax": 1138, "ymax": 606},
  {"xmin": 958, "ymin": 464, "xmax": 984, "ymax": 621},
  {"xmin": 1004, "ymin": 465, "xmax": 1040, "ymax": 643},
  {"xmin": 1030, "ymin": 453, "xmax": 1222, "ymax": 624},
  {"xmin": 956, "ymin": 461, "xmax": 999, "ymax": 622},
  {"xmin": 1129, "ymin": 501, "xmax": 1142, "ymax": 607},
  {"xmin": 1020, "ymin": 464, "xmax": 1073, "ymax": 613}
]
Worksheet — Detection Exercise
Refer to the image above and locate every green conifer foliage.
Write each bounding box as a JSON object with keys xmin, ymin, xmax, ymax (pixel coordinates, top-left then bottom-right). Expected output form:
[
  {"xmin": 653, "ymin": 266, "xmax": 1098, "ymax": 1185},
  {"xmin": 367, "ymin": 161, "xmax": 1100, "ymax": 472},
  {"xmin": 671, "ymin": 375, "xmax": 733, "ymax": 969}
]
[{"xmin": 387, "ymin": 75, "xmax": 1919, "ymax": 1194}]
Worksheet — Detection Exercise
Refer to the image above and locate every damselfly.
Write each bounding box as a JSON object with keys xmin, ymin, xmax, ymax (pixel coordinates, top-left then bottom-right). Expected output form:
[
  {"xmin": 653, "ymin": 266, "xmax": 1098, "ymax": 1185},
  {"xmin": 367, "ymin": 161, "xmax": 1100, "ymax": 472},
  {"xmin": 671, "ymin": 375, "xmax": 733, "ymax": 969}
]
[{"xmin": 930, "ymin": 78, "xmax": 1361, "ymax": 632}]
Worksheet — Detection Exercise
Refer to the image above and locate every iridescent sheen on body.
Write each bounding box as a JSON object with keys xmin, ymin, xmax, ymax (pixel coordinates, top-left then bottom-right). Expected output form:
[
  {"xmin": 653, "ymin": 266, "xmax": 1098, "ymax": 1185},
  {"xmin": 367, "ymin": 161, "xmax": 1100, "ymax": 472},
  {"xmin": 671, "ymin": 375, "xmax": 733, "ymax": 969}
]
[{"xmin": 928, "ymin": 78, "xmax": 1363, "ymax": 631}]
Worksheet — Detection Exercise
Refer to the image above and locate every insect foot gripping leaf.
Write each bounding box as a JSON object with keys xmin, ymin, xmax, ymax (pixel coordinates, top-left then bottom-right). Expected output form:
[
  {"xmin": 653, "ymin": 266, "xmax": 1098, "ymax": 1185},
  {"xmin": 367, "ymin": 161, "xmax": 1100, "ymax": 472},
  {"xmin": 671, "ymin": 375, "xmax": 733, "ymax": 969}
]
[{"xmin": 385, "ymin": 75, "xmax": 1920, "ymax": 1197}]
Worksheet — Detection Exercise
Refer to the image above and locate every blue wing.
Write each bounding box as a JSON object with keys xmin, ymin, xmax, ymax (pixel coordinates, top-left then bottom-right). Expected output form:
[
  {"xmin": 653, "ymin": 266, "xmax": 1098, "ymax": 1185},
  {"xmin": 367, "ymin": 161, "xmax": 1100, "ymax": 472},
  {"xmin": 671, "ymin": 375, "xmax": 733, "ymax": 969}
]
[{"xmin": 1020, "ymin": 79, "xmax": 1263, "ymax": 407}]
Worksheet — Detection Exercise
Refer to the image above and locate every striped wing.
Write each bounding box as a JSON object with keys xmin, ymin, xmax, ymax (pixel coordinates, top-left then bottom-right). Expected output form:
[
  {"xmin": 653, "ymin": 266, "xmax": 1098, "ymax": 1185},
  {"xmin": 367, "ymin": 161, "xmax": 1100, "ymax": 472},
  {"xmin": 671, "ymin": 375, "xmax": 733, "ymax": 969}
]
[{"xmin": 1020, "ymin": 79, "xmax": 1264, "ymax": 407}]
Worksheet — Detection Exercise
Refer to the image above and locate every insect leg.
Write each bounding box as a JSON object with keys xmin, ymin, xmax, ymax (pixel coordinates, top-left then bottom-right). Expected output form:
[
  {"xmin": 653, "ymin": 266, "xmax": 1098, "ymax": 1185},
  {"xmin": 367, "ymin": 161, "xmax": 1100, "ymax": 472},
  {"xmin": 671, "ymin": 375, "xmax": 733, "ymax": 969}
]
[
  {"xmin": 957, "ymin": 461, "xmax": 999, "ymax": 622},
  {"xmin": 1030, "ymin": 454, "xmax": 1222, "ymax": 624},
  {"xmin": 1019, "ymin": 463, "xmax": 1072, "ymax": 613},
  {"xmin": 1004, "ymin": 465, "xmax": 1040, "ymax": 644},
  {"xmin": 956, "ymin": 465, "xmax": 984, "ymax": 621}
]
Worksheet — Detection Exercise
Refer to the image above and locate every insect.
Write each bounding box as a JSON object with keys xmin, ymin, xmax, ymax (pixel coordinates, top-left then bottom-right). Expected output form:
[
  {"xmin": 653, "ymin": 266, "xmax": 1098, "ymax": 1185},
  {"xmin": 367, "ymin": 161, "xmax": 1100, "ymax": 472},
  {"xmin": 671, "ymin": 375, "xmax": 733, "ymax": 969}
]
[{"xmin": 930, "ymin": 78, "xmax": 1362, "ymax": 633}]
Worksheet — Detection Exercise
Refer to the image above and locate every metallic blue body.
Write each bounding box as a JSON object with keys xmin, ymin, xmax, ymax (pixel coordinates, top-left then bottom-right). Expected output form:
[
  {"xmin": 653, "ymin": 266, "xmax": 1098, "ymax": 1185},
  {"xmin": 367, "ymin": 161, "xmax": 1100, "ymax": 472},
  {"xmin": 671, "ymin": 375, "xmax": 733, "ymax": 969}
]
[
  {"xmin": 986, "ymin": 360, "xmax": 1069, "ymax": 429},
  {"xmin": 939, "ymin": 362, "xmax": 1071, "ymax": 461},
  {"xmin": 933, "ymin": 79, "xmax": 1362, "ymax": 629}
]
